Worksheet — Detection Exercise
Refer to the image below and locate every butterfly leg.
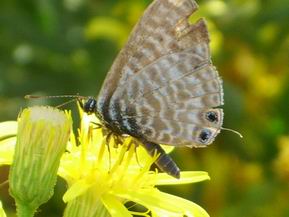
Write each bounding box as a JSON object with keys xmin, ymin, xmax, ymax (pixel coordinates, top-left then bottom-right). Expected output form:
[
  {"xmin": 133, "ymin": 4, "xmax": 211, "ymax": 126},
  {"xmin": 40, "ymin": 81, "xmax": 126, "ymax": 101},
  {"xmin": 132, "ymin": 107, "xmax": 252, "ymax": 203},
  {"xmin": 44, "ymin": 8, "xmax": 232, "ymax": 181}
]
[
  {"xmin": 134, "ymin": 143, "xmax": 142, "ymax": 169},
  {"xmin": 90, "ymin": 122, "xmax": 102, "ymax": 130},
  {"xmin": 113, "ymin": 134, "xmax": 123, "ymax": 148},
  {"xmin": 140, "ymin": 140, "xmax": 180, "ymax": 179},
  {"xmin": 105, "ymin": 132, "xmax": 113, "ymax": 171}
]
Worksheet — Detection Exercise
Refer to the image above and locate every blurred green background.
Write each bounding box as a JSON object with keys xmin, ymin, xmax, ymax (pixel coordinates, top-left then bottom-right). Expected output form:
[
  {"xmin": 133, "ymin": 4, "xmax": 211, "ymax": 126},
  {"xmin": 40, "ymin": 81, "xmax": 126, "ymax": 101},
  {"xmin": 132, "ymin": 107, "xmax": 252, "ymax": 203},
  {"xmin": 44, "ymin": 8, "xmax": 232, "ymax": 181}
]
[{"xmin": 1, "ymin": 0, "xmax": 289, "ymax": 216}]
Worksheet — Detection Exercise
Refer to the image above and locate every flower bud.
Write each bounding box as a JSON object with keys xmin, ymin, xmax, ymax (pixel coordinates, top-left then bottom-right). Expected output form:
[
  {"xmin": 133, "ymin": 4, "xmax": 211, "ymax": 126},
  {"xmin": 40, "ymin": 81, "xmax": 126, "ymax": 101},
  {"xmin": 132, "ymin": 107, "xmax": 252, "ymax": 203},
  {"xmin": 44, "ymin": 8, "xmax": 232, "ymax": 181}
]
[{"xmin": 9, "ymin": 106, "xmax": 72, "ymax": 216}]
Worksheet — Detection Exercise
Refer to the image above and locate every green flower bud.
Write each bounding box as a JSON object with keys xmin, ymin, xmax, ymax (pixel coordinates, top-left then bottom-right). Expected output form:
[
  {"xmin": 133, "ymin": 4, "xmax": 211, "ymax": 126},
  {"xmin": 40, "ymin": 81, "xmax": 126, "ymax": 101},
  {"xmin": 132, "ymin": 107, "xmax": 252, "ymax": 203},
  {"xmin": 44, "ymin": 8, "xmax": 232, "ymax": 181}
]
[{"xmin": 9, "ymin": 106, "xmax": 72, "ymax": 217}]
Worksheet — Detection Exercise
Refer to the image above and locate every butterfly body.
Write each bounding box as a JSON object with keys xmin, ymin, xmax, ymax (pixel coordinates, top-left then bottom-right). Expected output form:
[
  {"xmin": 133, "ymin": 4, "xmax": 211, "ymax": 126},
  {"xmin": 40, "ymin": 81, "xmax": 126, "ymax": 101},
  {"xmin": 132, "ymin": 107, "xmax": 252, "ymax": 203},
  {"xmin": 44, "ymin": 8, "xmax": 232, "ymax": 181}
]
[
  {"xmin": 82, "ymin": 0, "xmax": 224, "ymax": 179},
  {"xmin": 82, "ymin": 97, "xmax": 182, "ymax": 178}
]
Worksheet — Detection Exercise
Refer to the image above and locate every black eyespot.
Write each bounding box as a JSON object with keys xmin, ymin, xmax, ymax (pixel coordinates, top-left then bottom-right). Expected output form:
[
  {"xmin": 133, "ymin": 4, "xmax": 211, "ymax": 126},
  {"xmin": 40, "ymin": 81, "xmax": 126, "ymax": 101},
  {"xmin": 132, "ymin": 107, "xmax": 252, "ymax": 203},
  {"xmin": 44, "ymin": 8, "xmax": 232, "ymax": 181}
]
[
  {"xmin": 199, "ymin": 129, "xmax": 212, "ymax": 143},
  {"xmin": 206, "ymin": 111, "xmax": 218, "ymax": 123}
]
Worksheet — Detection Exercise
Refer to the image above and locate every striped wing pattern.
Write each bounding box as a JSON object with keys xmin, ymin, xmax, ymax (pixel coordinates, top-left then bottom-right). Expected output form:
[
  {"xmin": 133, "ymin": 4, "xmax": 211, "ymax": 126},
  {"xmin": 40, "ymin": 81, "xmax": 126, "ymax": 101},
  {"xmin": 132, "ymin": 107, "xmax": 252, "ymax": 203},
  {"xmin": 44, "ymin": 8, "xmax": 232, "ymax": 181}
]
[{"xmin": 97, "ymin": 0, "xmax": 223, "ymax": 147}]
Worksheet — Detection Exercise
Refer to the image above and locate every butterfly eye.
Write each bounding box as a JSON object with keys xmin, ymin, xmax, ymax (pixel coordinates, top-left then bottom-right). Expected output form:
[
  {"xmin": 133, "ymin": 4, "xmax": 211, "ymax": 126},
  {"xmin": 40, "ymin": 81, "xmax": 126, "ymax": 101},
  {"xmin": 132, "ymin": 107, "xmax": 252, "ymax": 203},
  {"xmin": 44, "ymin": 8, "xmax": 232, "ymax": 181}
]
[
  {"xmin": 206, "ymin": 111, "xmax": 218, "ymax": 123},
  {"xmin": 198, "ymin": 129, "xmax": 212, "ymax": 144}
]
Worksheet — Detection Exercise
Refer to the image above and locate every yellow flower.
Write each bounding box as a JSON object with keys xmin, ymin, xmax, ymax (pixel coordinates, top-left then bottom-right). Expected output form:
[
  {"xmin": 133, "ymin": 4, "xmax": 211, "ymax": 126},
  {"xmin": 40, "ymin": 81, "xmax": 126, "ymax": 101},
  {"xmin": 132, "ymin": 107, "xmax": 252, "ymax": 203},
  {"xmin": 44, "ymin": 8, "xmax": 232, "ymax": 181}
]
[
  {"xmin": 0, "ymin": 201, "xmax": 7, "ymax": 217},
  {"xmin": 0, "ymin": 121, "xmax": 17, "ymax": 165},
  {"xmin": 0, "ymin": 108, "xmax": 210, "ymax": 217}
]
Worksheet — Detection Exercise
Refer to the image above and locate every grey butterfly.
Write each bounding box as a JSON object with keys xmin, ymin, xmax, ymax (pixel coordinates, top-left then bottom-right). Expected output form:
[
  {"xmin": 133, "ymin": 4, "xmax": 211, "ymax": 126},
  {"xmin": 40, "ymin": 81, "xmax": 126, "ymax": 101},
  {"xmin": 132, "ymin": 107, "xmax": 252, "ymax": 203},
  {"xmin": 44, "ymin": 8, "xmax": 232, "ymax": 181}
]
[{"xmin": 81, "ymin": 0, "xmax": 223, "ymax": 178}]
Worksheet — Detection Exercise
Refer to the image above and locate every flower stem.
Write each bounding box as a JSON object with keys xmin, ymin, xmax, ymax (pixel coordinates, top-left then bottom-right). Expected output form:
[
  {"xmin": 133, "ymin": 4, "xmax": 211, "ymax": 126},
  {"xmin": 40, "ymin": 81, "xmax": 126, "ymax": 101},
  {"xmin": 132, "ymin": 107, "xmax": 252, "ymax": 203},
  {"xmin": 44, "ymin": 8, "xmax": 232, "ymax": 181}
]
[{"xmin": 16, "ymin": 202, "xmax": 36, "ymax": 217}]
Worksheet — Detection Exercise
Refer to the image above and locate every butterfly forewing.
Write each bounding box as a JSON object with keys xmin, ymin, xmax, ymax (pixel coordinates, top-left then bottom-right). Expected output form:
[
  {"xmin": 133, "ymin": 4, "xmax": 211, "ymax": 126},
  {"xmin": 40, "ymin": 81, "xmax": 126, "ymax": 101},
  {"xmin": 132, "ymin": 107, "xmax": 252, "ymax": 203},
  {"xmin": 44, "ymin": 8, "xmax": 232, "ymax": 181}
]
[{"xmin": 97, "ymin": 0, "xmax": 202, "ymax": 111}]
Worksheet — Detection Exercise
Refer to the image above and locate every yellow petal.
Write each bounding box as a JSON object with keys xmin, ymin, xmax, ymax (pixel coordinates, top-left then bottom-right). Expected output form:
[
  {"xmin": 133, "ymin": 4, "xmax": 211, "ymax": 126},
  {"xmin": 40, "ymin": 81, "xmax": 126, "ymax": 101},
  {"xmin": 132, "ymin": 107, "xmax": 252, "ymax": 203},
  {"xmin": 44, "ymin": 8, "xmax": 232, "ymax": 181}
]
[
  {"xmin": 0, "ymin": 201, "xmax": 7, "ymax": 217},
  {"xmin": 63, "ymin": 179, "xmax": 93, "ymax": 202},
  {"xmin": 160, "ymin": 145, "xmax": 174, "ymax": 154},
  {"xmin": 0, "ymin": 121, "xmax": 17, "ymax": 141},
  {"xmin": 151, "ymin": 191, "xmax": 209, "ymax": 217},
  {"xmin": 155, "ymin": 171, "xmax": 210, "ymax": 186},
  {"xmin": 112, "ymin": 188, "xmax": 209, "ymax": 217},
  {"xmin": 0, "ymin": 137, "xmax": 16, "ymax": 165},
  {"xmin": 151, "ymin": 207, "xmax": 182, "ymax": 217},
  {"xmin": 101, "ymin": 193, "xmax": 132, "ymax": 217}
]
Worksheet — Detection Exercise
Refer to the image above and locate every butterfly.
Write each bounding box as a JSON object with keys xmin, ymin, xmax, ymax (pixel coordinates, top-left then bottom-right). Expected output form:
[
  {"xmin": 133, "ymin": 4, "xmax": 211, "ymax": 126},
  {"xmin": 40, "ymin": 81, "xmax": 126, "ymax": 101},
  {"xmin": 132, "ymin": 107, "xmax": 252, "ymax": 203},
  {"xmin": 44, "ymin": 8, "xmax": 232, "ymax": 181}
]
[
  {"xmin": 25, "ymin": 0, "xmax": 223, "ymax": 179},
  {"xmin": 78, "ymin": 0, "xmax": 224, "ymax": 179}
]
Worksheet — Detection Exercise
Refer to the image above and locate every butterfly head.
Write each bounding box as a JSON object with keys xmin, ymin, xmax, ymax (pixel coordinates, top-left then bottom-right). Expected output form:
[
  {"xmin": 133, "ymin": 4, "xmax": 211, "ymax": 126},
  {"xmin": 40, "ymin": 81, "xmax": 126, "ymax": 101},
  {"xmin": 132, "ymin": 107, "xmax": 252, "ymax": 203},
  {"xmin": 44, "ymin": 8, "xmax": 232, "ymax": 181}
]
[{"xmin": 81, "ymin": 97, "xmax": 97, "ymax": 115}]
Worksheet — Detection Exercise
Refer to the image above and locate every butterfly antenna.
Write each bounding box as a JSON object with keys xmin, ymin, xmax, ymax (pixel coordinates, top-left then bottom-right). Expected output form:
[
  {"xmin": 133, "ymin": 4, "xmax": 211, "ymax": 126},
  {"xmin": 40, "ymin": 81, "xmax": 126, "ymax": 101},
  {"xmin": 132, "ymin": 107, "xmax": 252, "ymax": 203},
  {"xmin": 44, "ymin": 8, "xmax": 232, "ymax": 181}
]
[
  {"xmin": 221, "ymin": 127, "xmax": 243, "ymax": 138},
  {"xmin": 25, "ymin": 94, "xmax": 87, "ymax": 100},
  {"xmin": 25, "ymin": 94, "xmax": 88, "ymax": 109}
]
